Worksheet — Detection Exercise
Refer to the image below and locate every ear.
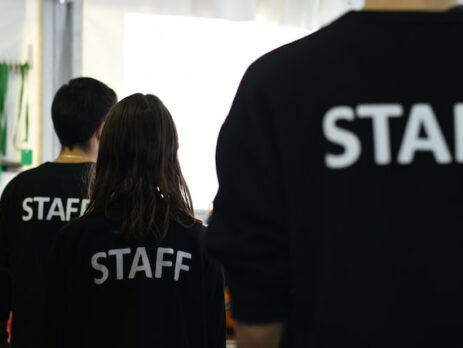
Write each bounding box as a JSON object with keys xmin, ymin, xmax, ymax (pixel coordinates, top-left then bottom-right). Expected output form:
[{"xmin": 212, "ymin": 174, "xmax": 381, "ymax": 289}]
[{"xmin": 96, "ymin": 121, "xmax": 105, "ymax": 141}]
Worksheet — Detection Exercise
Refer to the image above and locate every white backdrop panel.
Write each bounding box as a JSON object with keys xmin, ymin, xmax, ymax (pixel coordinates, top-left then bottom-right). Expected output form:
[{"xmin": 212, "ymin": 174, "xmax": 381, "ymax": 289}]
[{"xmin": 83, "ymin": 0, "xmax": 361, "ymax": 210}]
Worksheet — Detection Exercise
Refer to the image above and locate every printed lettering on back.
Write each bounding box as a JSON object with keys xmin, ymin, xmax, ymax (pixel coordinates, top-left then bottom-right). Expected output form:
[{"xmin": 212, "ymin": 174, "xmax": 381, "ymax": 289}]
[
  {"xmin": 91, "ymin": 247, "xmax": 192, "ymax": 284},
  {"xmin": 323, "ymin": 103, "xmax": 463, "ymax": 169},
  {"xmin": 22, "ymin": 197, "xmax": 90, "ymax": 222}
]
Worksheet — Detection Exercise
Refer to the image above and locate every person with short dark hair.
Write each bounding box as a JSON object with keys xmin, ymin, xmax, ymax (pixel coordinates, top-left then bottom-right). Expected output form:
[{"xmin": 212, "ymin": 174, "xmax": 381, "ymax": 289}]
[
  {"xmin": 206, "ymin": 0, "xmax": 463, "ymax": 347},
  {"xmin": 51, "ymin": 77, "xmax": 117, "ymax": 154},
  {"xmin": 43, "ymin": 93, "xmax": 225, "ymax": 348},
  {"xmin": 0, "ymin": 77, "xmax": 116, "ymax": 347}
]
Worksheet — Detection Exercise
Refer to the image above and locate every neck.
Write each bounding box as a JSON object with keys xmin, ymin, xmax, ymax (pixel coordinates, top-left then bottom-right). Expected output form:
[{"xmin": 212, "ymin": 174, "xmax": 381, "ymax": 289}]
[
  {"xmin": 54, "ymin": 146, "xmax": 96, "ymax": 163},
  {"xmin": 364, "ymin": 0, "xmax": 459, "ymax": 11}
]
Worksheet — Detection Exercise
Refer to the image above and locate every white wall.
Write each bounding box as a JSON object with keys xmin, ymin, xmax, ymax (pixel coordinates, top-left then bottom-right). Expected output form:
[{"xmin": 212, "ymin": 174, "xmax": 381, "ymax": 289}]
[
  {"xmin": 0, "ymin": 0, "xmax": 41, "ymax": 193},
  {"xmin": 81, "ymin": 0, "xmax": 320, "ymax": 98},
  {"xmin": 81, "ymin": 0, "xmax": 359, "ymax": 210},
  {"xmin": 318, "ymin": 0, "xmax": 364, "ymax": 27}
]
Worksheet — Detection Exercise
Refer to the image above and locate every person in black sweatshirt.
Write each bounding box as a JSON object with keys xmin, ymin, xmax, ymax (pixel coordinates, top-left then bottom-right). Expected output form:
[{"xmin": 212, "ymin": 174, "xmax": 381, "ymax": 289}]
[
  {"xmin": 206, "ymin": 0, "xmax": 463, "ymax": 347},
  {"xmin": 43, "ymin": 93, "xmax": 225, "ymax": 348},
  {"xmin": 0, "ymin": 77, "xmax": 116, "ymax": 348}
]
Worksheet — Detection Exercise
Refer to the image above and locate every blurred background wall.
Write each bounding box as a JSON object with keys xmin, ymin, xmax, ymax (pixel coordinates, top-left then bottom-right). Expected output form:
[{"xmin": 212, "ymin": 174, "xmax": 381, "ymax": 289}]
[{"xmin": 0, "ymin": 0, "xmax": 367, "ymax": 211}]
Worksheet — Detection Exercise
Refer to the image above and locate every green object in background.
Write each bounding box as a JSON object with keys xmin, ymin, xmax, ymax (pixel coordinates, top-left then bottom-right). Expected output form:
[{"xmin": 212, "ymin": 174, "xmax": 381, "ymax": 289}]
[
  {"xmin": 0, "ymin": 63, "xmax": 8, "ymax": 156},
  {"xmin": 0, "ymin": 121, "xmax": 5, "ymax": 156},
  {"xmin": 14, "ymin": 63, "xmax": 30, "ymax": 150},
  {"xmin": 24, "ymin": 103, "xmax": 29, "ymax": 142},
  {"xmin": 20, "ymin": 148, "xmax": 33, "ymax": 166},
  {"xmin": 0, "ymin": 62, "xmax": 32, "ymax": 166}
]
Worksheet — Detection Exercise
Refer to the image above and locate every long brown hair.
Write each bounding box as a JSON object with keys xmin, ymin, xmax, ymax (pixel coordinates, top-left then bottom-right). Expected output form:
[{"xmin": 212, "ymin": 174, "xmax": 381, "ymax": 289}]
[{"xmin": 87, "ymin": 93, "xmax": 196, "ymax": 241}]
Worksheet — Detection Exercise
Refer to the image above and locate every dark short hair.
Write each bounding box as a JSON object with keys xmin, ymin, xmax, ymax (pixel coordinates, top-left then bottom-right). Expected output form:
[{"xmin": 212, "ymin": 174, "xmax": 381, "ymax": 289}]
[{"xmin": 51, "ymin": 77, "xmax": 117, "ymax": 149}]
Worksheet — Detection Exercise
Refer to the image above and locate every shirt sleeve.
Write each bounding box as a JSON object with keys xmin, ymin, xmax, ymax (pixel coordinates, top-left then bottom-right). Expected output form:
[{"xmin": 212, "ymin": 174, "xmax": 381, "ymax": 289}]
[
  {"xmin": 41, "ymin": 230, "xmax": 68, "ymax": 348},
  {"xmin": 0, "ymin": 272, "xmax": 10, "ymax": 344},
  {"xmin": 205, "ymin": 257, "xmax": 226, "ymax": 348},
  {"xmin": 0, "ymin": 183, "xmax": 12, "ymax": 333},
  {"xmin": 0, "ymin": 181, "xmax": 11, "ymax": 271},
  {"xmin": 206, "ymin": 62, "xmax": 291, "ymax": 324},
  {"xmin": 0, "ymin": 273, "xmax": 10, "ymax": 322}
]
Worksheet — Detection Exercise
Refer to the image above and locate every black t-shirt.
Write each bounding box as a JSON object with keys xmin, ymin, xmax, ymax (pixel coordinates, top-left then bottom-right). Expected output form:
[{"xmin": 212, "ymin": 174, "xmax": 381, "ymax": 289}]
[
  {"xmin": 43, "ymin": 212, "xmax": 225, "ymax": 348},
  {"xmin": 0, "ymin": 162, "xmax": 91, "ymax": 347},
  {"xmin": 207, "ymin": 9, "xmax": 463, "ymax": 348}
]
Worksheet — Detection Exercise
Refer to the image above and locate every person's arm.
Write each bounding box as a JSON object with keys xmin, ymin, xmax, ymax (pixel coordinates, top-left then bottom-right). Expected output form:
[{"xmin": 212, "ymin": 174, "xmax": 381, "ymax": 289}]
[
  {"xmin": 41, "ymin": 230, "xmax": 68, "ymax": 348},
  {"xmin": 235, "ymin": 322, "xmax": 284, "ymax": 348},
  {"xmin": 206, "ymin": 60, "xmax": 291, "ymax": 344},
  {"xmin": 0, "ymin": 273, "xmax": 10, "ymax": 347},
  {"xmin": 205, "ymin": 259, "xmax": 226, "ymax": 348},
  {"xmin": 0, "ymin": 187, "xmax": 12, "ymax": 346},
  {"xmin": 0, "ymin": 320, "xmax": 8, "ymax": 347},
  {"xmin": 0, "ymin": 320, "xmax": 9, "ymax": 348}
]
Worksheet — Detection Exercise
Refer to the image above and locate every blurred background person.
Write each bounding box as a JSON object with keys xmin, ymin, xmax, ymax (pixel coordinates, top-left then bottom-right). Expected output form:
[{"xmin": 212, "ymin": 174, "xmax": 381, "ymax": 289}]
[{"xmin": 206, "ymin": 0, "xmax": 463, "ymax": 347}]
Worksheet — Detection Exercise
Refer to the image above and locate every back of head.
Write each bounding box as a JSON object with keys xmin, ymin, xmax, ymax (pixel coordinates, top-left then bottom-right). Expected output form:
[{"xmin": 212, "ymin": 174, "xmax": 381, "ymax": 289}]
[
  {"xmin": 88, "ymin": 93, "xmax": 195, "ymax": 241},
  {"xmin": 52, "ymin": 77, "xmax": 117, "ymax": 150}
]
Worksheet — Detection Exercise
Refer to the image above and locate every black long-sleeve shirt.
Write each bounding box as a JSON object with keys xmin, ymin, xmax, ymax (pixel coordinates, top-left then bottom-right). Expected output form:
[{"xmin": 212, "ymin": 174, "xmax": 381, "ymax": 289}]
[
  {"xmin": 207, "ymin": 8, "xmax": 463, "ymax": 348},
  {"xmin": 0, "ymin": 272, "xmax": 10, "ymax": 344},
  {"xmin": 0, "ymin": 162, "xmax": 91, "ymax": 347},
  {"xmin": 44, "ymin": 212, "xmax": 225, "ymax": 348}
]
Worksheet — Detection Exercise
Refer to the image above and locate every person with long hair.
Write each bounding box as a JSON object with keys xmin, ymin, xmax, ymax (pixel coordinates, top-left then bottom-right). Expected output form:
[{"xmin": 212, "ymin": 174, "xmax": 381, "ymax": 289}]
[{"xmin": 43, "ymin": 93, "xmax": 225, "ymax": 348}]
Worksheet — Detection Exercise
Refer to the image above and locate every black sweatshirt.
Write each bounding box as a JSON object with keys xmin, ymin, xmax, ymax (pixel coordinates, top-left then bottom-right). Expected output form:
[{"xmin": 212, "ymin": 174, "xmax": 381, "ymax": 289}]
[
  {"xmin": 43, "ymin": 212, "xmax": 225, "ymax": 348},
  {"xmin": 207, "ymin": 9, "xmax": 463, "ymax": 348},
  {"xmin": 0, "ymin": 162, "xmax": 91, "ymax": 347}
]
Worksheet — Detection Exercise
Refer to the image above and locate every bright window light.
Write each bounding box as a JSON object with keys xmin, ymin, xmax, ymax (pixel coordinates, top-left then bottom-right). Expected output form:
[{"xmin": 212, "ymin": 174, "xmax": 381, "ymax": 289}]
[{"xmin": 124, "ymin": 13, "xmax": 310, "ymax": 211}]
